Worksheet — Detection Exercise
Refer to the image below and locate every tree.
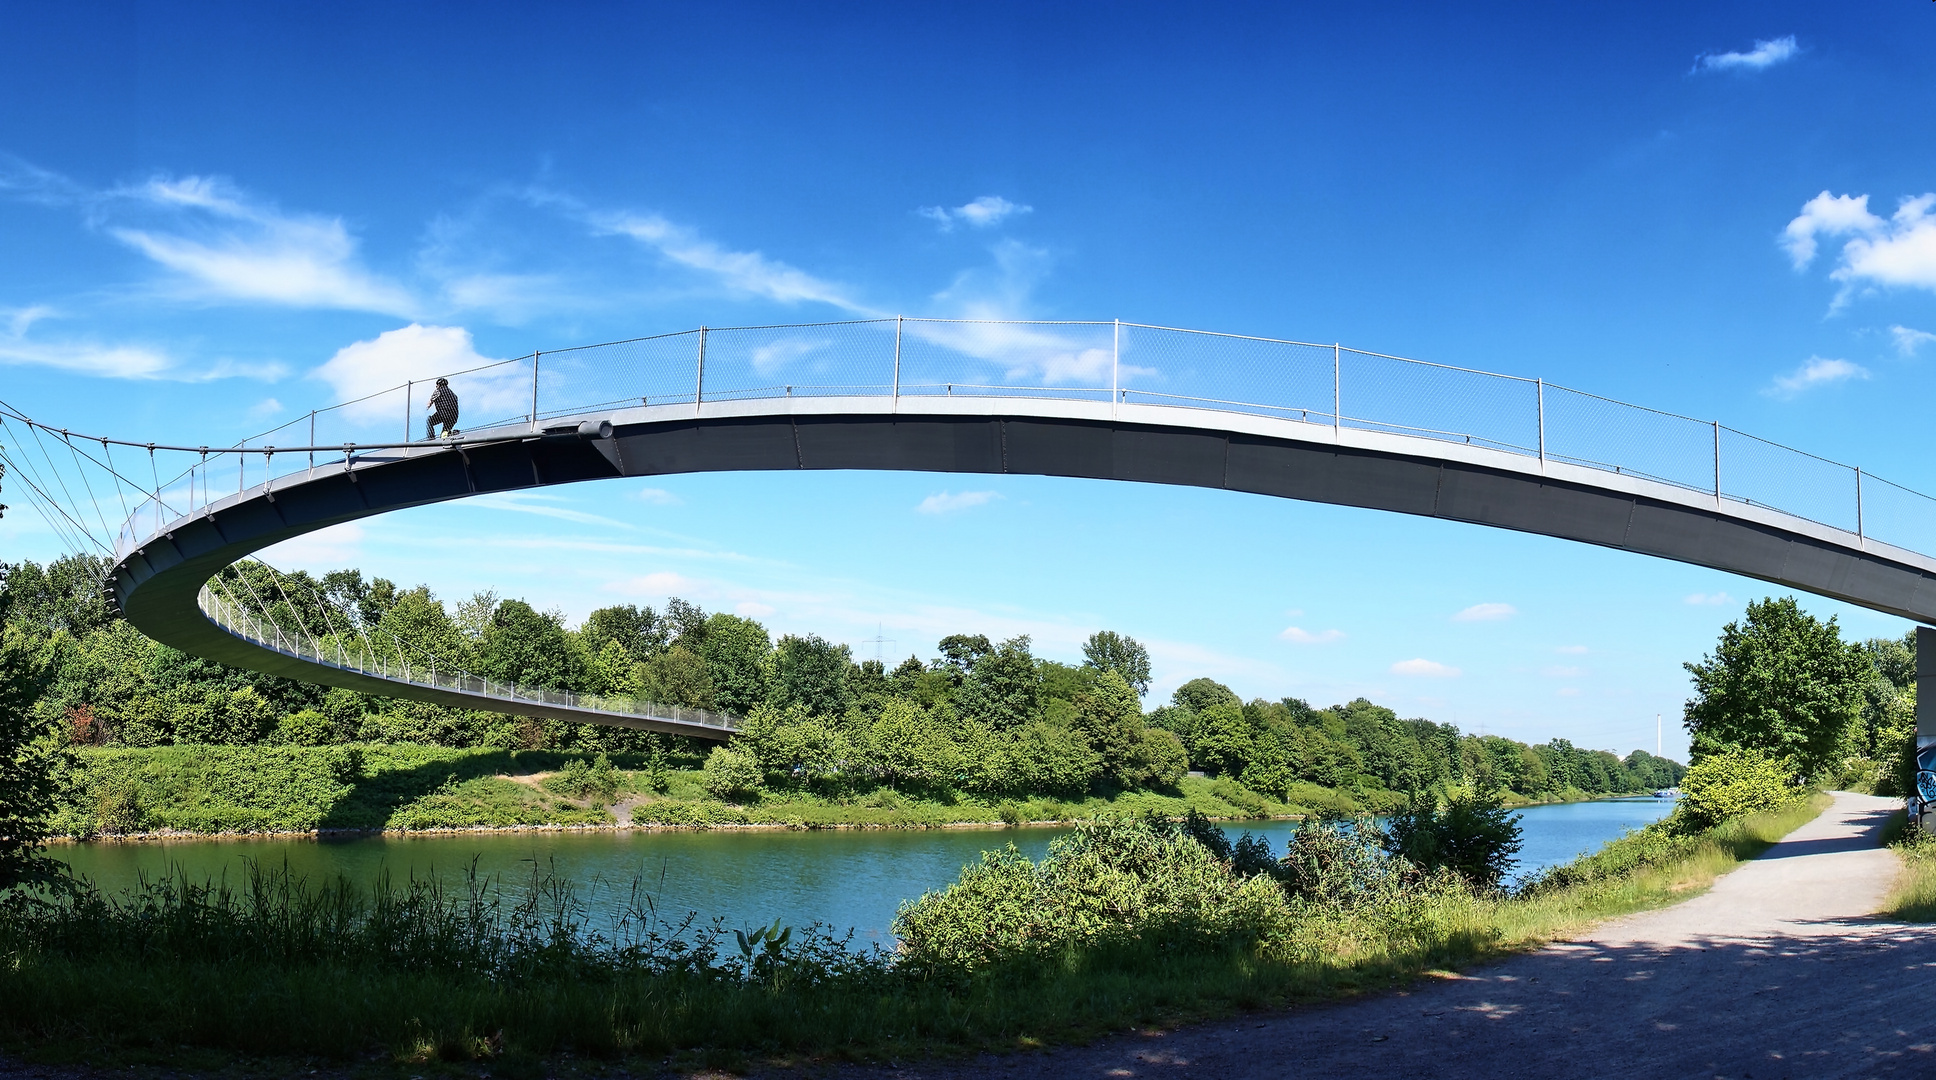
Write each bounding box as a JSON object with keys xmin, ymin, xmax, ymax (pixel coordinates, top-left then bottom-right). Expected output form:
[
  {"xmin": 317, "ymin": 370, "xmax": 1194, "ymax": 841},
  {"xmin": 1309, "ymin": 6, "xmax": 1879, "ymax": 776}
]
[
  {"xmin": 954, "ymin": 636, "xmax": 1040, "ymax": 731},
  {"xmin": 769, "ymin": 634, "xmax": 852, "ymax": 718},
  {"xmin": 934, "ymin": 634, "xmax": 993, "ymax": 686},
  {"xmin": 1171, "ymin": 677, "xmax": 1239, "ymax": 714},
  {"xmin": 1071, "ymin": 669, "xmax": 1146, "ymax": 786},
  {"xmin": 700, "ymin": 613, "xmax": 771, "ymax": 715},
  {"xmin": 1190, "ymin": 703, "xmax": 1254, "ymax": 777},
  {"xmin": 1081, "ymin": 630, "xmax": 1152, "ymax": 696},
  {"xmin": 1683, "ymin": 597, "xmax": 1867, "ymax": 780},
  {"xmin": 476, "ymin": 598, "xmax": 581, "ymax": 691},
  {"xmin": 580, "ymin": 603, "xmax": 664, "ymax": 661},
  {"xmin": 0, "ymin": 568, "xmax": 61, "ymax": 891},
  {"xmin": 1677, "ymin": 745, "xmax": 1798, "ymax": 828}
]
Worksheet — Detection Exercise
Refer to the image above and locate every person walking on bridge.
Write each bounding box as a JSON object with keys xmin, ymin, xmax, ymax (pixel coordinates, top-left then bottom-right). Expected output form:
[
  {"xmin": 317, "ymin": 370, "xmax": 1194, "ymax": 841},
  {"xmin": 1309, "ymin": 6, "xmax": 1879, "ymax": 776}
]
[{"xmin": 425, "ymin": 377, "xmax": 459, "ymax": 439}]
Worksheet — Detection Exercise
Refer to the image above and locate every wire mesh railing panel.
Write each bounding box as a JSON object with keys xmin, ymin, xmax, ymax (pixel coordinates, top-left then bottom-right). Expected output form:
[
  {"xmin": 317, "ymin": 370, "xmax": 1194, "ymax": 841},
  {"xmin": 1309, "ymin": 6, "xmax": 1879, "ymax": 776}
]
[
  {"xmin": 893, "ymin": 319, "xmax": 1116, "ymax": 400},
  {"xmin": 695, "ymin": 320, "xmax": 898, "ymax": 401},
  {"xmin": 1341, "ymin": 348, "xmax": 1539, "ymax": 455},
  {"xmin": 1541, "ymin": 386, "xmax": 1717, "ymax": 494},
  {"xmin": 1861, "ymin": 475, "xmax": 1936, "ymax": 554},
  {"xmin": 1117, "ymin": 325, "xmax": 1337, "ymax": 424},
  {"xmin": 538, "ymin": 332, "xmax": 701, "ymax": 416},
  {"xmin": 1718, "ymin": 427, "xmax": 1857, "ymax": 533}
]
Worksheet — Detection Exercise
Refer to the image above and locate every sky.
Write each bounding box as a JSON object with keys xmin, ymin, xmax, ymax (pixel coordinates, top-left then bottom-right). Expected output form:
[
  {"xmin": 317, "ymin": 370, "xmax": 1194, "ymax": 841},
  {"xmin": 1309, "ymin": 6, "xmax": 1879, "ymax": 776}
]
[{"xmin": 2, "ymin": 1, "xmax": 1934, "ymax": 760}]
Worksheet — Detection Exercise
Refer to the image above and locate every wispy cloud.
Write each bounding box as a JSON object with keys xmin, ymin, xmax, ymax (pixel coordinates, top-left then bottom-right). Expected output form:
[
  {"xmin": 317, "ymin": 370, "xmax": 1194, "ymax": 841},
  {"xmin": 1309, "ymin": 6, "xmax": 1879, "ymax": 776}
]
[
  {"xmin": 635, "ymin": 487, "xmax": 682, "ymax": 506},
  {"xmin": 1783, "ymin": 190, "xmax": 1936, "ymax": 304},
  {"xmin": 247, "ymin": 397, "xmax": 284, "ymax": 419},
  {"xmin": 918, "ymin": 195, "xmax": 1032, "ymax": 232},
  {"xmin": 1693, "ymin": 35, "xmax": 1799, "ymax": 74},
  {"xmin": 590, "ymin": 209, "xmax": 867, "ymax": 311},
  {"xmin": 466, "ymin": 491, "xmax": 635, "ymax": 530},
  {"xmin": 1555, "ymin": 644, "xmax": 1589, "ymax": 655},
  {"xmin": 1391, "ymin": 658, "xmax": 1461, "ymax": 678},
  {"xmin": 0, "ymin": 305, "xmax": 282, "ymax": 381},
  {"xmin": 917, "ymin": 490, "xmax": 1002, "ymax": 514},
  {"xmin": 1892, "ymin": 325, "xmax": 1936, "ymax": 357},
  {"xmin": 1766, "ymin": 356, "xmax": 1868, "ymax": 398},
  {"xmin": 1452, "ymin": 602, "xmax": 1516, "ymax": 622},
  {"xmin": 106, "ymin": 175, "xmax": 417, "ymax": 315},
  {"xmin": 1684, "ymin": 591, "xmax": 1733, "ymax": 606},
  {"xmin": 1279, "ymin": 626, "xmax": 1345, "ymax": 645}
]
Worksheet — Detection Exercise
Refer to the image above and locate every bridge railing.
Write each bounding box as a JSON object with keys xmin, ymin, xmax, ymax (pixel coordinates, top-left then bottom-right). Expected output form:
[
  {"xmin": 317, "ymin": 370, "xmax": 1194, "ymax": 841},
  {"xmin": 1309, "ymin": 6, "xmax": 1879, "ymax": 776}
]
[
  {"xmin": 195, "ymin": 582, "xmax": 740, "ymax": 735},
  {"xmin": 107, "ymin": 317, "xmax": 1936, "ymax": 565}
]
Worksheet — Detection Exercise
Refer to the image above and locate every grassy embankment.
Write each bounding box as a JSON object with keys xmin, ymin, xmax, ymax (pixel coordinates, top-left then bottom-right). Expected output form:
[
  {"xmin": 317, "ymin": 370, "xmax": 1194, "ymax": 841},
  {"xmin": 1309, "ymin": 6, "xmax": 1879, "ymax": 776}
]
[
  {"xmin": 1879, "ymin": 810, "xmax": 1936, "ymax": 921},
  {"xmin": 52, "ymin": 743, "xmax": 1448, "ymax": 837},
  {"xmin": 0, "ymin": 792, "xmax": 1827, "ymax": 1074}
]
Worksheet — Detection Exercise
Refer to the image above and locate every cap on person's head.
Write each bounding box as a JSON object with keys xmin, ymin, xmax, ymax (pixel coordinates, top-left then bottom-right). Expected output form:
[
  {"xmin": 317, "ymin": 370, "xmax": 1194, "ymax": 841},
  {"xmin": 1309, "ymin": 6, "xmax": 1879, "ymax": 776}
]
[{"xmin": 436, "ymin": 377, "xmax": 449, "ymax": 386}]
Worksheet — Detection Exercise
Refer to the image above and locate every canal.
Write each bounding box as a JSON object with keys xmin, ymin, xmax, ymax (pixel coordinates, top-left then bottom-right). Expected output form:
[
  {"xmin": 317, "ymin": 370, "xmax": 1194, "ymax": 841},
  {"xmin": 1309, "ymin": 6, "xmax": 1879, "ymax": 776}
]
[{"xmin": 53, "ymin": 796, "xmax": 1677, "ymax": 946}]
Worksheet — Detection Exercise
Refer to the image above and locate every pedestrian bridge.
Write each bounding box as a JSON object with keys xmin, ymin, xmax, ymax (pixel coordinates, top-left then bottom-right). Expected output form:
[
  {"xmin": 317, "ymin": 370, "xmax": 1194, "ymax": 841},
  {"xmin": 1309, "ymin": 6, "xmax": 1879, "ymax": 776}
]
[{"xmin": 6, "ymin": 319, "xmax": 1932, "ymax": 740}]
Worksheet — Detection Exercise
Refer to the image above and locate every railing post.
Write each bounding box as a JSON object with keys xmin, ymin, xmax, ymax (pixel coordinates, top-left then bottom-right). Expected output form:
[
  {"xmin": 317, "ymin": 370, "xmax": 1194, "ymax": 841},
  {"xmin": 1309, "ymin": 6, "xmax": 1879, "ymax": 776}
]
[
  {"xmin": 1536, "ymin": 379, "xmax": 1545, "ymax": 464},
  {"xmin": 1112, "ymin": 319, "xmax": 1120, "ymax": 417},
  {"xmin": 308, "ymin": 411, "xmax": 316, "ymax": 473},
  {"xmin": 405, "ymin": 380, "xmax": 413, "ymax": 443},
  {"xmin": 531, "ymin": 350, "xmax": 541, "ymax": 428},
  {"xmin": 1856, "ymin": 467, "xmax": 1864, "ymax": 541},
  {"xmin": 892, "ymin": 316, "xmax": 902, "ymax": 412},
  {"xmin": 1333, "ymin": 344, "xmax": 1342, "ymax": 436},
  {"xmin": 695, "ymin": 327, "xmax": 707, "ymax": 413},
  {"xmin": 1712, "ymin": 421, "xmax": 1722, "ymax": 503}
]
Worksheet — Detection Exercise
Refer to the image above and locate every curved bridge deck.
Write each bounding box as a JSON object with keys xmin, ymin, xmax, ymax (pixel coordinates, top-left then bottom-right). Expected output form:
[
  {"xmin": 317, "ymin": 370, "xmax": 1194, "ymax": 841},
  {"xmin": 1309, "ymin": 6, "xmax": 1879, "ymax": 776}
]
[{"xmin": 103, "ymin": 389, "xmax": 1936, "ymax": 736}]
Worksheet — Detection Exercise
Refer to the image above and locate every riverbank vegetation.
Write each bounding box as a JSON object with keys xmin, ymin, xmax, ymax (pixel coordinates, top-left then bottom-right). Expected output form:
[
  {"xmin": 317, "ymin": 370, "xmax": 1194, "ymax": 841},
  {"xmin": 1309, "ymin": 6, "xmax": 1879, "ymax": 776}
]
[
  {"xmin": 0, "ymin": 787, "xmax": 1826, "ymax": 1071},
  {"xmin": 6, "ymin": 554, "xmax": 1682, "ymax": 838},
  {"xmin": 1880, "ymin": 811, "xmax": 1936, "ymax": 922}
]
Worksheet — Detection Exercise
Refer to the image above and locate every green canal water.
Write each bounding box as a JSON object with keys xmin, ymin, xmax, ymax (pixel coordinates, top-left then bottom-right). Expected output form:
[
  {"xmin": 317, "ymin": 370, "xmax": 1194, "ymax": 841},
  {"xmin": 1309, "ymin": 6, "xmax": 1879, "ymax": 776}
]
[{"xmin": 53, "ymin": 797, "xmax": 1676, "ymax": 946}]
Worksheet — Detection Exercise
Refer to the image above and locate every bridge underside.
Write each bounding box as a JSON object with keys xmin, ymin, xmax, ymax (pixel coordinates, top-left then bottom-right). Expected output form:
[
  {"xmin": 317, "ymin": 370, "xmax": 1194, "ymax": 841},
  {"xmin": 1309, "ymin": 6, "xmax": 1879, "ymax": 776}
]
[{"xmin": 109, "ymin": 404, "xmax": 1936, "ymax": 735}]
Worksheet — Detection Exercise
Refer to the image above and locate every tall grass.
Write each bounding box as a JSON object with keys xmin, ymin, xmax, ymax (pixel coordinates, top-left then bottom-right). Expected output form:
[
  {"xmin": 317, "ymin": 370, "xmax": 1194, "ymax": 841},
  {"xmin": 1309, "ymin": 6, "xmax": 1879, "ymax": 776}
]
[
  {"xmin": 0, "ymin": 796, "xmax": 1830, "ymax": 1069},
  {"xmin": 1879, "ymin": 810, "xmax": 1936, "ymax": 922}
]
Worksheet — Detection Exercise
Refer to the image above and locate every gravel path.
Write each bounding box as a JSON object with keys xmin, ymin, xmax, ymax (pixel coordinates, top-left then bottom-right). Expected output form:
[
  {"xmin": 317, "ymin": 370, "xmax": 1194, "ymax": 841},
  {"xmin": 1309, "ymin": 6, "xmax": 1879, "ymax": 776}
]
[{"xmin": 854, "ymin": 792, "xmax": 1934, "ymax": 1080}]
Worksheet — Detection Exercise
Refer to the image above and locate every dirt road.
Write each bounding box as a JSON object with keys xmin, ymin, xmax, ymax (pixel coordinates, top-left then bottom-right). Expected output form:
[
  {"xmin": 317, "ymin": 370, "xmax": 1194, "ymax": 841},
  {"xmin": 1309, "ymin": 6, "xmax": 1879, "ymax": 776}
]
[{"xmin": 861, "ymin": 792, "xmax": 1933, "ymax": 1080}]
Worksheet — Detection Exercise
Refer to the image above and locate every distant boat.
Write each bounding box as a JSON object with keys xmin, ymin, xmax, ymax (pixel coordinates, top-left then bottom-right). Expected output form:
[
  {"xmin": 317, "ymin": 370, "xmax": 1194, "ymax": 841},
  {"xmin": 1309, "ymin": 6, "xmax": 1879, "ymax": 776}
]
[{"xmin": 1653, "ymin": 788, "xmax": 1682, "ymax": 798}]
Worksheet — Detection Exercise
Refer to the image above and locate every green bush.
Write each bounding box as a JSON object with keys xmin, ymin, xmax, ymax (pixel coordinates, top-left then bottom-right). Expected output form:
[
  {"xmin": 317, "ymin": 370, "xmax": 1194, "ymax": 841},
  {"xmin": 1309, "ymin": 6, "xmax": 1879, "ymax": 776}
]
[
  {"xmin": 892, "ymin": 815, "xmax": 1292, "ymax": 973},
  {"xmin": 1677, "ymin": 746, "xmax": 1798, "ymax": 829},
  {"xmin": 1383, "ymin": 786, "xmax": 1524, "ymax": 890},
  {"xmin": 275, "ymin": 709, "xmax": 339, "ymax": 747},
  {"xmin": 701, "ymin": 745, "xmax": 763, "ymax": 801}
]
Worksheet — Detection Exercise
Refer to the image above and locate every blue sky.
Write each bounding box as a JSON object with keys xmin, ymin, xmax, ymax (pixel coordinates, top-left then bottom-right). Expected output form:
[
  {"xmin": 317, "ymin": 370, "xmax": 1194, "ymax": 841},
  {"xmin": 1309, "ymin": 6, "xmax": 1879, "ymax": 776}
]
[{"xmin": 3, "ymin": 2, "xmax": 1934, "ymax": 759}]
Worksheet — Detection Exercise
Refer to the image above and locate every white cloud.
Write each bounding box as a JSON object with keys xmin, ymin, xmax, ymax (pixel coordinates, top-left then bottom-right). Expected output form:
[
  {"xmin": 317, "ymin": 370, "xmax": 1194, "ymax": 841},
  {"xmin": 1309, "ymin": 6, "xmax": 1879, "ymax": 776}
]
[
  {"xmin": 311, "ymin": 324, "xmax": 530, "ymax": 426},
  {"xmin": 260, "ymin": 521, "xmax": 365, "ymax": 568},
  {"xmin": 1391, "ymin": 658, "xmax": 1461, "ymax": 678},
  {"xmin": 1452, "ymin": 602, "xmax": 1516, "ymax": 622},
  {"xmin": 1685, "ymin": 591, "xmax": 1733, "ymax": 606},
  {"xmin": 1767, "ymin": 356, "xmax": 1868, "ymax": 398},
  {"xmin": 1542, "ymin": 665, "xmax": 1587, "ymax": 679},
  {"xmin": 1783, "ymin": 191, "xmax": 1880, "ymax": 268},
  {"xmin": 635, "ymin": 487, "xmax": 682, "ymax": 505},
  {"xmin": 247, "ymin": 397, "xmax": 284, "ymax": 420},
  {"xmin": 917, "ymin": 490, "xmax": 1002, "ymax": 514},
  {"xmin": 1892, "ymin": 325, "xmax": 1936, "ymax": 357},
  {"xmin": 1556, "ymin": 687, "xmax": 1582, "ymax": 698},
  {"xmin": 465, "ymin": 491, "xmax": 633, "ymax": 529},
  {"xmin": 749, "ymin": 337, "xmax": 829, "ymax": 375},
  {"xmin": 108, "ymin": 175, "xmax": 417, "ymax": 315},
  {"xmin": 735, "ymin": 601, "xmax": 776, "ymax": 618},
  {"xmin": 1279, "ymin": 626, "xmax": 1345, "ymax": 644},
  {"xmin": 1783, "ymin": 191, "xmax": 1936, "ymax": 302},
  {"xmin": 622, "ymin": 571, "xmax": 695, "ymax": 595},
  {"xmin": 591, "ymin": 210, "xmax": 866, "ymax": 311},
  {"xmin": 918, "ymin": 195, "xmax": 1033, "ymax": 232},
  {"xmin": 1694, "ymin": 35, "xmax": 1799, "ymax": 73},
  {"xmin": 1554, "ymin": 644, "xmax": 1589, "ymax": 655}
]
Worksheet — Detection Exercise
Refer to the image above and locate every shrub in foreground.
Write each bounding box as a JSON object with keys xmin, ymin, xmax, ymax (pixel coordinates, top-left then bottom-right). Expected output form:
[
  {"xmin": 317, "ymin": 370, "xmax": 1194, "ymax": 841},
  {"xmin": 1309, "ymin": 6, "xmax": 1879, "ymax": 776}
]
[{"xmin": 1677, "ymin": 746, "xmax": 1798, "ymax": 829}]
